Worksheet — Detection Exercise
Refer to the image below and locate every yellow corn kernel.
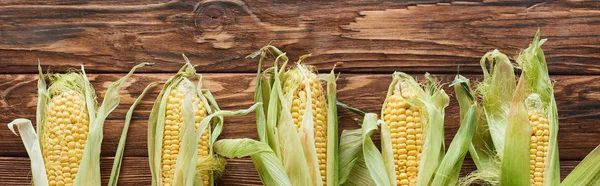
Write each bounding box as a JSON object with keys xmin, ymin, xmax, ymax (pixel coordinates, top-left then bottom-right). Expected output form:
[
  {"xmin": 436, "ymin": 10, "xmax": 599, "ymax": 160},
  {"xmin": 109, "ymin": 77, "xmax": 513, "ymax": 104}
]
[
  {"xmin": 161, "ymin": 89, "xmax": 209, "ymax": 186},
  {"xmin": 286, "ymin": 74, "xmax": 328, "ymax": 185},
  {"xmin": 529, "ymin": 112, "xmax": 549, "ymax": 186},
  {"xmin": 383, "ymin": 89, "xmax": 423, "ymax": 186},
  {"xmin": 41, "ymin": 90, "xmax": 89, "ymax": 186}
]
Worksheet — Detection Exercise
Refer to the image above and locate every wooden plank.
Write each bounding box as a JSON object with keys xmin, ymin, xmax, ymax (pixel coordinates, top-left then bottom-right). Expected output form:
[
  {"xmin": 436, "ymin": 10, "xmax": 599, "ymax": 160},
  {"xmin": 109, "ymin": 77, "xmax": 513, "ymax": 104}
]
[
  {"xmin": 1, "ymin": 1, "xmax": 600, "ymax": 74},
  {"xmin": 0, "ymin": 73, "xmax": 598, "ymax": 159},
  {"xmin": 0, "ymin": 156, "xmax": 582, "ymax": 185}
]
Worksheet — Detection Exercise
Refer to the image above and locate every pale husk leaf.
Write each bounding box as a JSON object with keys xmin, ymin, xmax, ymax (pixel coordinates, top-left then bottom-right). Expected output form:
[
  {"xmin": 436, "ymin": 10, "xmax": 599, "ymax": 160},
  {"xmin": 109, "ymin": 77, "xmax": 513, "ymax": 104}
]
[
  {"xmin": 214, "ymin": 138, "xmax": 292, "ymax": 186},
  {"xmin": 173, "ymin": 80, "xmax": 199, "ymax": 186},
  {"xmin": 109, "ymin": 82, "xmax": 158, "ymax": 186},
  {"xmin": 380, "ymin": 76, "xmax": 400, "ymax": 186},
  {"xmin": 7, "ymin": 119, "xmax": 49, "ymax": 186},
  {"xmin": 76, "ymin": 62, "xmax": 149, "ymax": 185},
  {"xmin": 478, "ymin": 50, "xmax": 515, "ymax": 158}
]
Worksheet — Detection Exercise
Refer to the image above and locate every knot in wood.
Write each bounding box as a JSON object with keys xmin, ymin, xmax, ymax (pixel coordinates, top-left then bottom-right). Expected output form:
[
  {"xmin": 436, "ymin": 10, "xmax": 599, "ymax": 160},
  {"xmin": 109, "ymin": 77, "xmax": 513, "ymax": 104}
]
[{"xmin": 194, "ymin": 2, "xmax": 235, "ymax": 32}]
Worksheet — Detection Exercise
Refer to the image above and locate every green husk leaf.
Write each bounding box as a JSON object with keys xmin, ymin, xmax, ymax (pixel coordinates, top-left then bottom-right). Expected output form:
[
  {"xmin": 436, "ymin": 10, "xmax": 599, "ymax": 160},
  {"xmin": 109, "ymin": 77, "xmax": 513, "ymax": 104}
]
[
  {"xmin": 254, "ymin": 47, "xmax": 271, "ymax": 143},
  {"xmin": 343, "ymin": 154, "xmax": 376, "ymax": 186},
  {"xmin": 361, "ymin": 114, "xmax": 391, "ymax": 186},
  {"xmin": 339, "ymin": 128, "xmax": 364, "ymax": 184},
  {"xmin": 478, "ymin": 49, "xmax": 516, "ymax": 158},
  {"xmin": 109, "ymin": 82, "xmax": 158, "ymax": 186},
  {"xmin": 465, "ymin": 104, "xmax": 495, "ymax": 172},
  {"xmin": 562, "ymin": 144, "xmax": 600, "ymax": 185},
  {"xmin": 339, "ymin": 113, "xmax": 388, "ymax": 186},
  {"xmin": 265, "ymin": 52, "xmax": 288, "ymax": 158},
  {"xmin": 500, "ymin": 75, "xmax": 530, "ymax": 186},
  {"xmin": 191, "ymin": 103, "xmax": 263, "ymax": 186},
  {"xmin": 252, "ymin": 45, "xmax": 339, "ymax": 186},
  {"xmin": 263, "ymin": 48, "xmax": 313, "ymax": 185},
  {"xmin": 215, "ymin": 138, "xmax": 292, "ymax": 186},
  {"xmin": 255, "ymin": 73, "xmax": 270, "ymax": 143},
  {"xmin": 337, "ymin": 100, "xmax": 365, "ymax": 117},
  {"xmin": 211, "ymin": 102, "xmax": 290, "ymax": 186},
  {"xmin": 251, "ymin": 46, "xmax": 312, "ymax": 185},
  {"xmin": 431, "ymin": 75, "xmax": 477, "ymax": 186},
  {"xmin": 325, "ymin": 68, "xmax": 339, "ymax": 186}
]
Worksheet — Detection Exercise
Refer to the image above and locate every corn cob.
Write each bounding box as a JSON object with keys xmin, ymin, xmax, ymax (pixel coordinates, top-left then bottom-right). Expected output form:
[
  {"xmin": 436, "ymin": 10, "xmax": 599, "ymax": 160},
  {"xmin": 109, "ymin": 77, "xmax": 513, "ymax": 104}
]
[
  {"xmin": 460, "ymin": 31, "xmax": 560, "ymax": 186},
  {"xmin": 160, "ymin": 88, "xmax": 210, "ymax": 186},
  {"xmin": 249, "ymin": 46, "xmax": 338, "ymax": 186},
  {"xmin": 338, "ymin": 73, "xmax": 473, "ymax": 186},
  {"xmin": 515, "ymin": 31, "xmax": 559, "ymax": 186},
  {"xmin": 7, "ymin": 63, "xmax": 148, "ymax": 186},
  {"xmin": 383, "ymin": 86, "xmax": 423, "ymax": 185},
  {"xmin": 528, "ymin": 107, "xmax": 550, "ymax": 186},
  {"xmin": 43, "ymin": 88, "xmax": 90, "ymax": 186},
  {"xmin": 283, "ymin": 67, "xmax": 329, "ymax": 183},
  {"xmin": 380, "ymin": 72, "xmax": 449, "ymax": 186},
  {"xmin": 148, "ymin": 56, "xmax": 224, "ymax": 186}
]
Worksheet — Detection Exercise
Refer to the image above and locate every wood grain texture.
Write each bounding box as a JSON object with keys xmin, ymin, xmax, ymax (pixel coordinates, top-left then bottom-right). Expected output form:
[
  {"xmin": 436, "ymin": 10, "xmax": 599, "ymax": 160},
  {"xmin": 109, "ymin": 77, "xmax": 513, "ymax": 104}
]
[
  {"xmin": 1, "ymin": 73, "xmax": 598, "ymax": 160},
  {"xmin": 0, "ymin": 156, "xmax": 582, "ymax": 185},
  {"xmin": 2, "ymin": 0, "xmax": 600, "ymax": 185},
  {"xmin": 1, "ymin": 1, "xmax": 600, "ymax": 74}
]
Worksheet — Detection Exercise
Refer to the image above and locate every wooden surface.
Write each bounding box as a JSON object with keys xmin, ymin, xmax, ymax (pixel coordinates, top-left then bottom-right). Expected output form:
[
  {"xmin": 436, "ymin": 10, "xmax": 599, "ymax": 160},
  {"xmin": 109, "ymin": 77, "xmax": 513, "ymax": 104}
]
[{"xmin": 0, "ymin": 0, "xmax": 599, "ymax": 185}]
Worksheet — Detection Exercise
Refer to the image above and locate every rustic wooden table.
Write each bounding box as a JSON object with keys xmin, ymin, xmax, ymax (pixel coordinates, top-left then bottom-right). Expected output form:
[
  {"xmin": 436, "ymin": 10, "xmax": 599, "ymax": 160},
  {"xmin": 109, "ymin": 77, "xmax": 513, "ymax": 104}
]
[{"xmin": 1, "ymin": 0, "xmax": 599, "ymax": 185}]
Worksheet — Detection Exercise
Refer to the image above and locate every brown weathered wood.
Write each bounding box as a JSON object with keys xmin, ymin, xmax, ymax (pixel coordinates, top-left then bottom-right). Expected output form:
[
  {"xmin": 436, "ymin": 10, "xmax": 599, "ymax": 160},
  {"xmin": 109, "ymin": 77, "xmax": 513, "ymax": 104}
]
[
  {"xmin": 1, "ymin": 73, "xmax": 598, "ymax": 160},
  {"xmin": 0, "ymin": 156, "xmax": 582, "ymax": 185},
  {"xmin": 1, "ymin": 1, "xmax": 600, "ymax": 74}
]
